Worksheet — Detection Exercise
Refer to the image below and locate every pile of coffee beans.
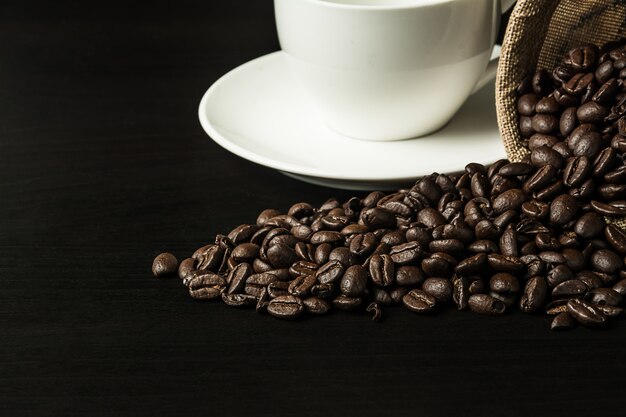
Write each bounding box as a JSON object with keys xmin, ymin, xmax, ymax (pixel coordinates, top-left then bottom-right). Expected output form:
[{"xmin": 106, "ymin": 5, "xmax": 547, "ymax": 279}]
[{"xmin": 152, "ymin": 40, "xmax": 626, "ymax": 330}]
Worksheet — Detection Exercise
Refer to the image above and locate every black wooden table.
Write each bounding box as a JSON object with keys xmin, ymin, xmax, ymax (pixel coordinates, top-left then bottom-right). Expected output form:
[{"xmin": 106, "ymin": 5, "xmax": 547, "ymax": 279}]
[{"xmin": 2, "ymin": 1, "xmax": 624, "ymax": 416}]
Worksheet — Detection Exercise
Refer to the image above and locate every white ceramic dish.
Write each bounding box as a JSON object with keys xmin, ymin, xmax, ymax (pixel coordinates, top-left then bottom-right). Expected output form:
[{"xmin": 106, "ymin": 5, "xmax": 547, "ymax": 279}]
[{"xmin": 198, "ymin": 51, "xmax": 507, "ymax": 190}]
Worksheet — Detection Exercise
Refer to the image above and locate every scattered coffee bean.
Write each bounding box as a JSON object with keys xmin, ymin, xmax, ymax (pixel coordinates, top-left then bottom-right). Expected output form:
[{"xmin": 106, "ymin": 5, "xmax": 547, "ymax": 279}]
[{"xmin": 152, "ymin": 252, "xmax": 178, "ymax": 277}]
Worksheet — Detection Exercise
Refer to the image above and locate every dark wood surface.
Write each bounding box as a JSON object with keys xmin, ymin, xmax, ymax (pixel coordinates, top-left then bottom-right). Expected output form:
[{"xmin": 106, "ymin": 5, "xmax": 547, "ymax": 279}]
[{"xmin": 1, "ymin": 1, "xmax": 624, "ymax": 416}]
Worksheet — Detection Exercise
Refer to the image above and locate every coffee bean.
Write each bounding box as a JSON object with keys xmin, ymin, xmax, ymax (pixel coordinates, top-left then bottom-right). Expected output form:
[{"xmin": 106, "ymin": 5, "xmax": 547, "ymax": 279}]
[
  {"xmin": 591, "ymin": 249, "xmax": 623, "ymax": 273},
  {"xmin": 468, "ymin": 294, "xmax": 506, "ymax": 315},
  {"xmin": 395, "ymin": 266, "xmax": 424, "ymax": 287},
  {"xmin": 551, "ymin": 312, "xmax": 576, "ymax": 330},
  {"xmin": 577, "ymin": 101, "xmax": 609, "ymax": 123},
  {"xmin": 572, "ymin": 132, "xmax": 603, "ymax": 159},
  {"xmin": 596, "ymin": 304, "xmax": 623, "ymax": 317},
  {"xmin": 370, "ymin": 254, "xmax": 395, "ymax": 287},
  {"xmin": 487, "ymin": 254, "xmax": 524, "ymax": 272},
  {"xmin": 389, "ymin": 241, "xmax": 422, "ymax": 265},
  {"xmin": 332, "ymin": 295, "xmax": 363, "ymax": 311},
  {"xmin": 452, "ymin": 275, "xmax": 469, "ymax": 310},
  {"xmin": 402, "ymin": 289, "xmax": 437, "ymax": 313},
  {"xmin": 520, "ymin": 276, "xmax": 548, "ymax": 313},
  {"xmin": 566, "ymin": 298, "xmax": 607, "ymax": 326},
  {"xmin": 550, "ymin": 194, "xmax": 579, "ymax": 225},
  {"xmin": 531, "ymin": 146, "xmax": 565, "ymax": 169},
  {"xmin": 422, "ymin": 277, "xmax": 453, "ymax": 302},
  {"xmin": 288, "ymin": 275, "xmax": 317, "ymax": 298},
  {"xmin": 416, "ymin": 208, "xmax": 446, "ymax": 228},
  {"xmin": 303, "ymin": 297, "xmax": 331, "ymax": 315},
  {"xmin": 493, "ymin": 189, "xmax": 526, "ymax": 214},
  {"xmin": 152, "ymin": 252, "xmax": 179, "ymax": 278},
  {"xmin": 257, "ymin": 209, "xmax": 281, "ymax": 226},
  {"xmin": 517, "ymin": 93, "xmax": 538, "ymax": 115},
  {"xmin": 188, "ymin": 272, "xmax": 225, "ymax": 300},
  {"xmin": 227, "ymin": 262, "xmax": 253, "ymax": 294},
  {"xmin": 316, "ymin": 261, "xmax": 345, "ymax": 285},
  {"xmin": 546, "ymin": 264, "xmax": 574, "ymax": 287},
  {"xmin": 266, "ymin": 243, "xmax": 298, "ymax": 269},
  {"xmin": 613, "ymin": 278, "xmax": 626, "ymax": 295},
  {"xmin": 421, "ymin": 252, "xmax": 457, "ymax": 277},
  {"xmin": 361, "ymin": 207, "xmax": 397, "ymax": 230},
  {"xmin": 552, "ymin": 279, "xmax": 588, "ymax": 298},
  {"xmin": 340, "ymin": 265, "xmax": 368, "ymax": 297},
  {"xmin": 177, "ymin": 257, "xmax": 196, "ymax": 280},
  {"xmin": 587, "ymin": 287, "xmax": 623, "ymax": 306},
  {"xmin": 490, "ymin": 273, "xmax": 520, "ymax": 294},
  {"xmin": 221, "ymin": 293, "xmax": 257, "ymax": 308},
  {"xmin": 267, "ymin": 295, "xmax": 304, "ymax": 319}
]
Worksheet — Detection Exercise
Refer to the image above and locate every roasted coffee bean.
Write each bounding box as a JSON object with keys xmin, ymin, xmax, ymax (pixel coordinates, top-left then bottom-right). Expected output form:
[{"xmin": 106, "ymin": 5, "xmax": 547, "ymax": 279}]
[
  {"xmin": 591, "ymin": 249, "xmax": 623, "ymax": 273},
  {"xmin": 529, "ymin": 134, "xmax": 559, "ymax": 150},
  {"xmin": 487, "ymin": 254, "xmax": 524, "ymax": 272},
  {"xmin": 428, "ymin": 239, "xmax": 464, "ymax": 254},
  {"xmin": 490, "ymin": 273, "xmax": 520, "ymax": 294},
  {"xmin": 310, "ymin": 283, "xmax": 335, "ymax": 299},
  {"xmin": 587, "ymin": 287, "xmax": 623, "ymax": 306},
  {"xmin": 395, "ymin": 266, "xmax": 424, "ymax": 286},
  {"xmin": 422, "ymin": 277, "xmax": 453, "ymax": 302},
  {"xmin": 573, "ymin": 132, "xmax": 603, "ymax": 159},
  {"xmin": 370, "ymin": 254, "xmax": 395, "ymax": 287},
  {"xmin": 468, "ymin": 294, "xmax": 506, "ymax": 315},
  {"xmin": 575, "ymin": 212, "xmax": 605, "ymax": 238},
  {"xmin": 294, "ymin": 242, "xmax": 315, "ymax": 262},
  {"xmin": 228, "ymin": 224, "xmax": 261, "ymax": 244},
  {"xmin": 288, "ymin": 275, "xmax": 317, "ymax": 298},
  {"xmin": 563, "ymin": 156, "xmax": 591, "ymax": 188},
  {"xmin": 231, "ymin": 243, "xmax": 260, "ymax": 263},
  {"xmin": 523, "ymin": 165, "xmax": 557, "ymax": 193},
  {"xmin": 455, "ymin": 253, "xmax": 487, "ymax": 275},
  {"xmin": 566, "ymin": 298, "xmax": 607, "ymax": 326},
  {"xmin": 361, "ymin": 207, "xmax": 397, "ymax": 230},
  {"xmin": 536, "ymin": 96, "xmax": 560, "ymax": 114},
  {"xmin": 493, "ymin": 189, "xmax": 526, "ymax": 214},
  {"xmin": 596, "ymin": 59, "xmax": 615, "ymax": 83},
  {"xmin": 550, "ymin": 194, "xmax": 579, "ymax": 225},
  {"xmin": 289, "ymin": 260, "xmax": 318, "ymax": 278},
  {"xmin": 517, "ymin": 93, "xmax": 538, "ymax": 115},
  {"xmin": 177, "ymin": 257, "xmax": 196, "ymax": 280},
  {"xmin": 267, "ymin": 281, "xmax": 289, "ymax": 298},
  {"xmin": 340, "ymin": 265, "xmax": 368, "ymax": 297},
  {"xmin": 316, "ymin": 261, "xmax": 344, "ymax": 285},
  {"xmin": 332, "ymin": 295, "xmax": 363, "ymax": 311},
  {"xmin": 467, "ymin": 240, "xmax": 499, "ymax": 254},
  {"xmin": 596, "ymin": 304, "xmax": 623, "ymax": 317},
  {"xmin": 546, "ymin": 264, "xmax": 575, "ymax": 287},
  {"xmin": 303, "ymin": 297, "xmax": 331, "ymax": 315},
  {"xmin": 520, "ymin": 276, "xmax": 548, "ymax": 313},
  {"xmin": 452, "ymin": 276, "xmax": 469, "ymax": 310},
  {"xmin": 266, "ymin": 243, "xmax": 297, "ymax": 269},
  {"xmin": 222, "ymin": 293, "xmax": 257, "ymax": 308},
  {"xmin": 551, "ymin": 312, "xmax": 576, "ymax": 330},
  {"xmin": 593, "ymin": 78, "xmax": 619, "ymax": 104},
  {"xmin": 246, "ymin": 272, "xmax": 278, "ymax": 286},
  {"xmin": 381, "ymin": 229, "xmax": 406, "ymax": 246},
  {"xmin": 421, "ymin": 252, "xmax": 457, "ymax": 277},
  {"xmin": 267, "ymin": 295, "xmax": 304, "ymax": 319},
  {"xmin": 256, "ymin": 209, "xmax": 282, "ymax": 226},
  {"xmin": 389, "ymin": 287, "xmax": 409, "ymax": 304},
  {"xmin": 530, "ymin": 146, "xmax": 564, "ymax": 169},
  {"xmin": 402, "ymin": 289, "xmax": 437, "ymax": 313},
  {"xmin": 310, "ymin": 231, "xmax": 343, "ymax": 246},
  {"xmin": 416, "ymin": 208, "xmax": 446, "ymax": 228},
  {"xmin": 577, "ymin": 101, "xmax": 608, "ymax": 123},
  {"xmin": 552, "ymin": 279, "xmax": 588, "ymax": 298},
  {"xmin": 227, "ymin": 262, "xmax": 253, "ymax": 294},
  {"xmin": 533, "ymin": 68, "xmax": 553, "ymax": 95},
  {"xmin": 389, "ymin": 241, "xmax": 422, "ymax": 265},
  {"xmin": 593, "ymin": 147, "xmax": 617, "ymax": 177},
  {"xmin": 188, "ymin": 272, "xmax": 225, "ymax": 300},
  {"xmin": 613, "ymin": 278, "xmax": 626, "ymax": 295},
  {"xmin": 590, "ymin": 200, "xmax": 626, "ymax": 216}
]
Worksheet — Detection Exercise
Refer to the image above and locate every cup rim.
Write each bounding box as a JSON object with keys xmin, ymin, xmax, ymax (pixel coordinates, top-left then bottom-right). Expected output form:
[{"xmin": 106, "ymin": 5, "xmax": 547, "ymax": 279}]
[{"xmin": 298, "ymin": 0, "xmax": 455, "ymax": 11}]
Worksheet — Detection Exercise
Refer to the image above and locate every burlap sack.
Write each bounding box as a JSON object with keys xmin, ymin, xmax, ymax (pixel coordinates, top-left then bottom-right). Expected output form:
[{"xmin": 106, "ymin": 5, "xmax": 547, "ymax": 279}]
[{"xmin": 495, "ymin": 0, "xmax": 626, "ymax": 228}]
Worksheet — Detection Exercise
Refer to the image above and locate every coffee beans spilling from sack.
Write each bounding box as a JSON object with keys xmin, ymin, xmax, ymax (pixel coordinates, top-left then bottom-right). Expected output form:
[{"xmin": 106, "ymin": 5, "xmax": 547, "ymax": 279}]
[{"xmin": 154, "ymin": 40, "xmax": 626, "ymax": 330}]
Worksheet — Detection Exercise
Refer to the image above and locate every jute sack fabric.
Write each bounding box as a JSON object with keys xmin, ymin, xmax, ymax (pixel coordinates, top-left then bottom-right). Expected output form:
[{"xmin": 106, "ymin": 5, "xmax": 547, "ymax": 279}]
[{"xmin": 495, "ymin": 0, "xmax": 626, "ymax": 228}]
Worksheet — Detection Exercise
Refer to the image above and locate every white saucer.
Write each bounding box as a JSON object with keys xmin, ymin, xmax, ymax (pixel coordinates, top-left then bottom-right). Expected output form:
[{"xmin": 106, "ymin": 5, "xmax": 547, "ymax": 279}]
[{"xmin": 198, "ymin": 51, "xmax": 506, "ymax": 190}]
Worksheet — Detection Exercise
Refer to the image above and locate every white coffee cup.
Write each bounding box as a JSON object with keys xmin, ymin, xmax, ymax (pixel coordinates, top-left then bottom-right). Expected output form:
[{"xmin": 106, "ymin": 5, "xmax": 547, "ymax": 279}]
[{"xmin": 275, "ymin": 0, "xmax": 515, "ymax": 141}]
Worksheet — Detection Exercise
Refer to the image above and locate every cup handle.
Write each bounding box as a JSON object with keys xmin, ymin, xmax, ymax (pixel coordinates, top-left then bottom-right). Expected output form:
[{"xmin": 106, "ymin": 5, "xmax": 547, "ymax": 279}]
[{"xmin": 470, "ymin": 0, "xmax": 516, "ymax": 94}]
